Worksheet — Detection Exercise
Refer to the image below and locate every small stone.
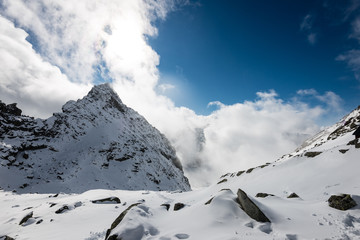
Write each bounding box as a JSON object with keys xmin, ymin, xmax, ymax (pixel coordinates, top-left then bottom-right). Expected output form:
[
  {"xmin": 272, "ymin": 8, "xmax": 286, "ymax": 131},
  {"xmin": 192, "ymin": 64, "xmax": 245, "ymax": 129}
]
[{"xmin": 287, "ymin": 193, "xmax": 300, "ymax": 198}]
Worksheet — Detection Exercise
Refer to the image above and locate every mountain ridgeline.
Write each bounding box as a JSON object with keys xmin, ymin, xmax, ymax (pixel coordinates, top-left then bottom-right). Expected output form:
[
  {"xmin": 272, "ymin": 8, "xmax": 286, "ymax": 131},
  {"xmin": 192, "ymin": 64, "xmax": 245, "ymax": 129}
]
[{"xmin": 0, "ymin": 84, "xmax": 190, "ymax": 193}]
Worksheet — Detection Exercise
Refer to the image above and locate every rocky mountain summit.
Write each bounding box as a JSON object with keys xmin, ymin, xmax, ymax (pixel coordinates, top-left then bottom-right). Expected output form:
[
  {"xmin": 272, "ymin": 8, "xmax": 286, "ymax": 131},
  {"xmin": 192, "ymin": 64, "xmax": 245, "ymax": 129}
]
[{"xmin": 0, "ymin": 84, "xmax": 190, "ymax": 193}]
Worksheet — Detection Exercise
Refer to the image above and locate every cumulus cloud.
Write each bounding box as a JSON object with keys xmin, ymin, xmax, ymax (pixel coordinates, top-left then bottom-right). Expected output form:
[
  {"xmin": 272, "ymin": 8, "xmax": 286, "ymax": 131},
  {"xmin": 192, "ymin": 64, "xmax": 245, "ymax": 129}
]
[
  {"xmin": 0, "ymin": 15, "xmax": 90, "ymax": 117},
  {"xmin": 0, "ymin": 1, "xmax": 343, "ymax": 187}
]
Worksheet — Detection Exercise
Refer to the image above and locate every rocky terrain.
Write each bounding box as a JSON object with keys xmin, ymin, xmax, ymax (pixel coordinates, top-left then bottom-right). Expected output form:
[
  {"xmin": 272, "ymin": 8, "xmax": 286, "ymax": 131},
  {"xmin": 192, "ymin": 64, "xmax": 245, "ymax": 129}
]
[
  {"xmin": 0, "ymin": 84, "xmax": 190, "ymax": 193},
  {"xmin": 0, "ymin": 88, "xmax": 359, "ymax": 239}
]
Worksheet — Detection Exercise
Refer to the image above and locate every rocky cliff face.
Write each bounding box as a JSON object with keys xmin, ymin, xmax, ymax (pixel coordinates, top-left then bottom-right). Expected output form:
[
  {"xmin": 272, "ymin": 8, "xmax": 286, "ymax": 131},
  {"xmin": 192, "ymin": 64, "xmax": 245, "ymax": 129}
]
[{"xmin": 0, "ymin": 84, "xmax": 190, "ymax": 193}]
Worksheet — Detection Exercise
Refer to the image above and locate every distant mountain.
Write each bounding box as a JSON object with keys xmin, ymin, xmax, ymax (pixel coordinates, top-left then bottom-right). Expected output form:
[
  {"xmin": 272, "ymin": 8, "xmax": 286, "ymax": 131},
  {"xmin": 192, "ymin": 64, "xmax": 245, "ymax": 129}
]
[{"xmin": 0, "ymin": 84, "xmax": 190, "ymax": 193}]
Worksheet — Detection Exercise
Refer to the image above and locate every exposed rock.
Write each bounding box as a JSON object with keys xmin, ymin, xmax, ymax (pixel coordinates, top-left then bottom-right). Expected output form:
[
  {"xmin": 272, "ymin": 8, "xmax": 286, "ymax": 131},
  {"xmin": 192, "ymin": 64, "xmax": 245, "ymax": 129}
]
[
  {"xmin": 347, "ymin": 139, "xmax": 360, "ymax": 148},
  {"xmin": 0, "ymin": 101, "xmax": 22, "ymax": 116},
  {"xmin": 287, "ymin": 193, "xmax": 300, "ymax": 199},
  {"xmin": 92, "ymin": 197, "xmax": 121, "ymax": 204},
  {"xmin": 304, "ymin": 151, "xmax": 322, "ymax": 158},
  {"xmin": 205, "ymin": 197, "xmax": 214, "ymax": 205},
  {"xmin": 19, "ymin": 211, "xmax": 33, "ymax": 225},
  {"xmin": 236, "ymin": 171, "xmax": 245, "ymax": 176},
  {"xmin": 160, "ymin": 203, "xmax": 170, "ymax": 211},
  {"xmin": 0, "ymin": 84, "xmax": 191, "ymax": 193},
  {"xmin": 236, "ymin": 189, "xmax": 270, "ymax": 223},
  {"xmin": 339, "ymin": 149, "xmax": 349, "ymax": 154},
  {"xmin": 217, "ymin": 179, "xmax": 227, "ymax": 184},
  {"xmin": 0, "ymin": 235, "xmax": 16, "ymax": 240},
  {"xmin": 105, "ymin": 203, "xmax": 141, "ymax": 240},
  {"xmin": 246, "ymin": 168, "xmax": 255, "ymax": 173},
  {"xmin": 55, "ymin": 205, "xmax": 70, "ymax": 214},
  {"xmin": 174, "ymin": 203, "xmax": 185, "ymax": 211},
  {"xmin": 256, "ymin": 193, "xmax": 275, "ymax": 198},
  {"xmin": 328, "ymin": 194, "xmax": 357, "ymax": 211}
]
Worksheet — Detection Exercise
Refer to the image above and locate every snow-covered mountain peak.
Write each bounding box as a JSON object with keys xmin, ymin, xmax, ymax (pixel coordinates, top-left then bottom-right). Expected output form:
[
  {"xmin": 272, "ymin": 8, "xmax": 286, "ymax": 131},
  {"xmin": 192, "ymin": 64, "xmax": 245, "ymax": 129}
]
[{"xmin": 0, "ymin": 85, "xmax": 190, "ymax": 193}]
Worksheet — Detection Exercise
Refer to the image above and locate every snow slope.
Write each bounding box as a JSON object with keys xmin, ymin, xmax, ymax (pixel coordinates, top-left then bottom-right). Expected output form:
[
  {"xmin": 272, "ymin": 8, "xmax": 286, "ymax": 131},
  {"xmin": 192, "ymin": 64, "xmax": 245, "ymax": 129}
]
[
  {"xmin": 0, "ymin": 84, "xmax": 190, "ymax": 193},
  {"xmin": 1, "ymin": 102, "xmax": 359, "ymax": 240}
]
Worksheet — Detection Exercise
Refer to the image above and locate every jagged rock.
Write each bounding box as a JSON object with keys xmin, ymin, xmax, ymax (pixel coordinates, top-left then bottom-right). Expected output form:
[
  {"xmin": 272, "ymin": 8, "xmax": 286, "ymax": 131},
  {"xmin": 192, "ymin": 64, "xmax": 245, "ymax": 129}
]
[
  {"xmin": 328, "ymin": 194, "xmax": 357, "ymax": 211},
  {"xmin": 0, "ymin": 101, "xmax": 22, "ymax": 116},
  {"xmin": 256, "ymin": 193, "xmax": 275, "ymax": 198},
  {"xmin": 174, "ymin": 203, "xmax": 185, "ymax": 211},
  {"xmin": 217, "ymin": 179, "xmax": 227, "ymax": 184},
  {"xmin": 105, "ymin": 203, "xmax": 141, "ymax": 240},
  {"xmin": 287, "ymin": 193, "xmax": 300, "ymax": 198},
  {"xmin": 19, "ymin": 211, "xmax": 33, "ymax": 225},
  {"xmin": 92, "ymin": 197, "xmax": 121, "ymax": 204},
  {"xmin": 236, "ymin": 189, "xmax": 270, "ymax": 223}
]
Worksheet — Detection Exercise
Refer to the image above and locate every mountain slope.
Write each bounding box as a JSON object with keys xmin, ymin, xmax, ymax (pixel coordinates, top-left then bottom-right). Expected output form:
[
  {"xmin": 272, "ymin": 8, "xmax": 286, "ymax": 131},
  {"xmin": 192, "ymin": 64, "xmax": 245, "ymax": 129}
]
[
  {"xmin": 0, "ymin": 84, "xmax": 190, "ymax": 193},
  {"xmin": 0, "ymin": 105, "xmax": 359, "ymax": 240}
]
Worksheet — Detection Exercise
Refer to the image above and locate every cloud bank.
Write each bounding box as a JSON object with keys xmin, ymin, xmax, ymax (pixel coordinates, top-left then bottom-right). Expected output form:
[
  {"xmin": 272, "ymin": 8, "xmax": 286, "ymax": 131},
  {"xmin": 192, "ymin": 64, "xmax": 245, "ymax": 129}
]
[{"xmin": 0, "ymin": 0, "xmax": 344, "ymax": 187}]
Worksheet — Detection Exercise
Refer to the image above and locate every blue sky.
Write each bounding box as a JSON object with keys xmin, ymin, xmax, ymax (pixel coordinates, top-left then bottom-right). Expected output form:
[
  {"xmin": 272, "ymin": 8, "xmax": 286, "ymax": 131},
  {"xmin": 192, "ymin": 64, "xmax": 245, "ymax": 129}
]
[
  {"xmin": 151, "ymin": 0, "xmax": 360, "ymax": 115},
  {"xmin": 2, "ymin": 0, "xmax": 360, "ymax": 185}
]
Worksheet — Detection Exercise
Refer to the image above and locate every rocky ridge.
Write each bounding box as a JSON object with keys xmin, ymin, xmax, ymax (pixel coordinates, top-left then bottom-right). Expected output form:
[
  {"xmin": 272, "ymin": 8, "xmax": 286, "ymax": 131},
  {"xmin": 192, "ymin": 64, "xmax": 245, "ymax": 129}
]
[{"xmin": 0, "ymin": 84, "xmax": 190, "ymax": 193}]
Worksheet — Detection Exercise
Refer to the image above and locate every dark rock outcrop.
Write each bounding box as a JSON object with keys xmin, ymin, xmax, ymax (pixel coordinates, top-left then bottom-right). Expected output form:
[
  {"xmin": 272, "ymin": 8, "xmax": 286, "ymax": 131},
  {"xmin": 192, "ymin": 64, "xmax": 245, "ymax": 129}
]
[
  {"xmin": 0, "ymin": 235, "xmax": 16, "ymax": 240},
  {"xmin": 174, "ymin": 203, "xmax": 185, "ymax": 211},
  {"xmin": 236, "ymin": 189, "xmax": 270, "ymax": 223},
  {"xmin": 19, "ymin": 211, "xmax": 33, "ymax": 225},
  {"xmin": 161, "ymin": 203, "xmax": 170, "ymax": 211},
  {"xmin": 55, "ymin": 205, "xmax": 70, "ymax": 214},
  {"xmin": 92, "ymin": 197, "xmax": 121, "ymax": 204},
  {"xmin": 256, "ymin": 193, "xmax": 274, "ymax": 198},
  {"xmin": 328, "ymin": 194, "xmax": 357, "ymax": 211},
  {"xmin": 217, "ymin": 179, "xmax": 227, "ymax": 184},
  {"xmin": 304, "ymin": 151, "xmax": 322, "ymax": 158},
  {"xmin": 105, "ymin": 203, "xmax": 141, "ymax": 240},
  {"xmin": 0, "ymin": 101, "xmax": 22, "ymax": 116},
  {"xmin": 287, "ymin": 193, "xmax": 300, "ymax": 199}
]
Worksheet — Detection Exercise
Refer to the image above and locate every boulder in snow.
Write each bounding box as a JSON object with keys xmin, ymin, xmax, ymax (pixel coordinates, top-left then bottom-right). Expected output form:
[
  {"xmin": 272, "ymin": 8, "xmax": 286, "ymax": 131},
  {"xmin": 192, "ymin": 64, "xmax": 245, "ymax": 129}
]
[
  {"xmin": 328, "ymin": 194, "xmax": 357, "ymax": 211},
  {"xmin": 256, "ymin": 193, "xmax": 275, "ymax": 198},
  {"xmin": 19, "ymin": 211, "xmax": 33, "ymax": 225},
  {"xmin": 105, "ymin": 203, "xmax": 141, "ymax": 240},
  {"xmin": 236, "ymin": 189, "xmax": 270, "ymax": 223}
]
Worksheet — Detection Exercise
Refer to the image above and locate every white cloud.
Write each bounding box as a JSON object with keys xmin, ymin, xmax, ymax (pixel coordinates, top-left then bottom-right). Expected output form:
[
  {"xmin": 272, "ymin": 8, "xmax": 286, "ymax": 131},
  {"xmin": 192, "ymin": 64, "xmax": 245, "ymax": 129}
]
[
  {"xmin": 0, "ymin": 1, "xmax": 343, "ymax": 187},
  {"xmin": 158, "ymin": 83, "xmax": 175, "ymax": 93},
  {"xmin": 0, "ymin": 15, "xmax": 90, "ymax": 117}
]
